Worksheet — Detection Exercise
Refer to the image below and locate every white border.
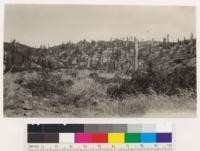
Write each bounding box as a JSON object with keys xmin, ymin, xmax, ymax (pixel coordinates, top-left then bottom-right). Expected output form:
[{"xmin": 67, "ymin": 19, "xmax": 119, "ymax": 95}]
[
  {"xmin": 0, "ymin": 1, "xmax": 200, "ymax": 151},
  {"xmin": 3, "ymin": 0, "xmax": 199, "ymax": 6},
  {"xmin": 0, "ymin": 0, "xmax": 199, "ymax": 119}
]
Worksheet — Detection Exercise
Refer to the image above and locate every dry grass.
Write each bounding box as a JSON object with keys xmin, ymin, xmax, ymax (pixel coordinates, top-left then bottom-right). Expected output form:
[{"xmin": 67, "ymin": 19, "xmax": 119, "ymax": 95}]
[{"xmin": 72, "ymin": 93, "xmax": 196, "ymax": 117}]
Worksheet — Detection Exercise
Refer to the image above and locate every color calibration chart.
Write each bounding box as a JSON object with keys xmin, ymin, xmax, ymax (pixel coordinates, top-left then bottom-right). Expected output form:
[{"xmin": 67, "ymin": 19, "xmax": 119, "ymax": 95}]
[{"xmin": 27, "ymin": 123, "xmax": 173, "ymax": 151}]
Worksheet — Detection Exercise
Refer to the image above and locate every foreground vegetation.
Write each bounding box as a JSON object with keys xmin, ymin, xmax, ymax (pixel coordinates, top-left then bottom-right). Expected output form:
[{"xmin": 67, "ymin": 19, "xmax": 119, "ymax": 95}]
[{"xmin": 4, "ymin": 68, "xmax": 196, "ymax": 117}]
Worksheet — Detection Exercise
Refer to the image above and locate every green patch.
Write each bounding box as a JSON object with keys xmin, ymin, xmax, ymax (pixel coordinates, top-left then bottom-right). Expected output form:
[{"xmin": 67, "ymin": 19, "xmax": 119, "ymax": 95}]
[{"xmin": 125, "ymin": 133, "xmax": 140, "ymax": 143}]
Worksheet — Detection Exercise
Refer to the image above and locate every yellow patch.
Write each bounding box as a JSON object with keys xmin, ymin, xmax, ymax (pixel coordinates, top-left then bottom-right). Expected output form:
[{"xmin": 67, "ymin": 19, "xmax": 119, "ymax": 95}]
[{"xmin": 108, "ymin": 133, "xmax": 125, "ymax": 143}]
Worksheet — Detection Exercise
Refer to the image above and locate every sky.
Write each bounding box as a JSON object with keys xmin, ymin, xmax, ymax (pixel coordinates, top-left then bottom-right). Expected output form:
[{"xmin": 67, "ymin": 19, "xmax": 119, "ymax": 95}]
[{"xmin": 4, "ymin": 5, "xmax": 196, "ymax": 47}]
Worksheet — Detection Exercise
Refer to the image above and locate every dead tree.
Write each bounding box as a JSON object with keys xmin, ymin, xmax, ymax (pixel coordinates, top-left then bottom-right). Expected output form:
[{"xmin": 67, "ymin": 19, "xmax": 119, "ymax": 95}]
[
  {"xmin": 87, "ymin": 57, "xmax": 92, "ymax": 69},
  {"xmin": 133, "ymin": 37, "xmax": 139, "ymax": 72}
]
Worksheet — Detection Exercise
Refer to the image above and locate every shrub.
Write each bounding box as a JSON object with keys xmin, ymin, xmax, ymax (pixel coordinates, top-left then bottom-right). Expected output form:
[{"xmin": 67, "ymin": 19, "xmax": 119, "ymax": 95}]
[
  {"xmin": 106, "ymin": 83, "xmax": 121, "ymax": 98},
  {"xmin": 65, "ymin": 78, "xmax": 106, "ymax": 107},
  {"xmin": 19, "ymin": 70, "xmax": 73, "ymax": 96},
  {"xmin": 166, "ymin": 66, "xmax": 196, "ymax": 95},
  {"xmin": 88, "ymin": 72, "xmax": 99, "ymax": 80},
  {"xmin": 113, "ymin": 62, "xmax": 196, "ymax": 97},
  {"xmin": 111, "ymin": 72, "xmax": 123, "ymax": 83}
]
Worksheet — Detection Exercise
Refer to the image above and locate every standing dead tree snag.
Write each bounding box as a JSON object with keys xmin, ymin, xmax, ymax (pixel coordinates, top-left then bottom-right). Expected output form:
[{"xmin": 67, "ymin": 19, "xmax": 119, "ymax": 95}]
[
  {"xmin": 126, "ymin": 37, "xmax": 139, "ymax": 74},
  {"xmin": 133, "ymin": 37, "xmax": 139, "ymax": 72}
]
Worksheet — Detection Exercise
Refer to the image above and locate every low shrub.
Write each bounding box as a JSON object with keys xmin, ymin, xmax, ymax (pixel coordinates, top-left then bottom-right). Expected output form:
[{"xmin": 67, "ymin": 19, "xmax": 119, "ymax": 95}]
[
  {"xmin": 166, "ymin": 66, "xmax": 196, "ymax": 95},
  {"xmin": 65, "ymin": 78, "xmax": 106, "ymax": 107},
  {"xmin": 18, "ymin": 70, "xmax": 73, "ymax": 96},
  {"xmin": 106, "ymin": 83, "xmax": 121, "ymax": 98},
  {"xmin": 114, "ymin": 64, "xmax": 196, "ymax": 97},
  {"xmin": 112, "ymin": 72, "xmax": 122, "ymax": 83},
  {"xmin": 88, "ymin": 72, "xmax": 99, "ymax": 80}
]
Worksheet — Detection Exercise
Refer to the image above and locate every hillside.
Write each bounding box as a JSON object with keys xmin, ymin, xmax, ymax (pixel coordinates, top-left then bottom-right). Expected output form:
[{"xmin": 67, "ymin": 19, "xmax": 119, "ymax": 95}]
[
  {"xmin": 4, "ymin": 38, "xmax": 196, "ymax": 73},
  {"xmin": 3, "ymin": 38, "xmax": 196, "ymax": 117}
]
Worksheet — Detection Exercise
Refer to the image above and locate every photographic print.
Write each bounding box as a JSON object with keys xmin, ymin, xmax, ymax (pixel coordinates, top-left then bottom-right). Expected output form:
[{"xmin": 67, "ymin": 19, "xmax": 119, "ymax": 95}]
[{"xmin": 3, "ymin": 5, "xmax": 196, "ymax": 117}]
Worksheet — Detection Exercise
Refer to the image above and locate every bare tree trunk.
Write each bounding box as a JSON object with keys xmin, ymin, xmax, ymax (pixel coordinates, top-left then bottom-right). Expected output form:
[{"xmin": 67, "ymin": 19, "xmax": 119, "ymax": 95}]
[
  {"xmin": 133, "ymin": 37, "xmax": 139, "ymax": 72},
  {"xmin": 87, "ymin": 57, "xmax": 92, "ymax": 69}
]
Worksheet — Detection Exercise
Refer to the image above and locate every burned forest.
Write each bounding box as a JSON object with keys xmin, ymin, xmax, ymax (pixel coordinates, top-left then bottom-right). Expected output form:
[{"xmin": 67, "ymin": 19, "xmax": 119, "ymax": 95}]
[{"xmin": 3, "ymin": 34, "xmax": 196, "ymax": 117}]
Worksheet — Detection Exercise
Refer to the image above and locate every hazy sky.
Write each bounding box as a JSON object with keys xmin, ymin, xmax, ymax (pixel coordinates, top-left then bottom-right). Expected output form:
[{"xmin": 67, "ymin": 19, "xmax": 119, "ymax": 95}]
[{"xmin": 4, "ymin": 5, "xmax": 196, "ymax": 47}]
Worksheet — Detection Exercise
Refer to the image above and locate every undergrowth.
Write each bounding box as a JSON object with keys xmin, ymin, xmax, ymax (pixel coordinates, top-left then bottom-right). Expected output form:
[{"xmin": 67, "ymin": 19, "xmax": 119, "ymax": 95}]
[{"xmin": 4, "ymin": 69, "xmax": 196, "ymax": 117}]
